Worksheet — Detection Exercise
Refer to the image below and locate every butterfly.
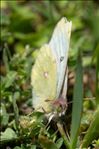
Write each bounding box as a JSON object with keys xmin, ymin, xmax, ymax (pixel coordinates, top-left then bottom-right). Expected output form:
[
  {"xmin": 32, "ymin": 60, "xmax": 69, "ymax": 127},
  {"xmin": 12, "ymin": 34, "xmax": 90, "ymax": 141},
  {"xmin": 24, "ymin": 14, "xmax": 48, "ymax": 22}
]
[{"xmin": 31, "ymin": 17, "xmax": 72, "ymax": 114}]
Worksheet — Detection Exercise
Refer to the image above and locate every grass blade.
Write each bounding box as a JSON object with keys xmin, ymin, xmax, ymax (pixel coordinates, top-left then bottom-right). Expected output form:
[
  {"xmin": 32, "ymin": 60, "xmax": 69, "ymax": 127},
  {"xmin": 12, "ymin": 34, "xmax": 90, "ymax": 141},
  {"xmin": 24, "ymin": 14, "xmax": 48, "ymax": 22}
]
[
  {"xmin": 70, "ymin": 50, "xmax": 83, "ymax": 148},
  {"xmin": 81, "ymin": 106, "xmax": 99, "ymax": 148},
  {"xmin": 96, "ymin": 43, "xmax": 99, "ymax": 105},
  {"xmin": 12, "ymin": 92, "xmax": 20, "ymax": 132},
  {"xmin": 3, "ymin": 47, "xmax": 9, "ymax": 72}
]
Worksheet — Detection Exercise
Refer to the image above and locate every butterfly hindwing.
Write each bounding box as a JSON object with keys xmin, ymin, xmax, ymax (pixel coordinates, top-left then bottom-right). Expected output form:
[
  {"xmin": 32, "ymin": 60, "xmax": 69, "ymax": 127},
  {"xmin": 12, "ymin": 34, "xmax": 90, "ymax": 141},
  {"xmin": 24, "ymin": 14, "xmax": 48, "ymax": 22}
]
[{"xmin": 31, "ymin": 44, "xmax": 57, "ymax": 112}]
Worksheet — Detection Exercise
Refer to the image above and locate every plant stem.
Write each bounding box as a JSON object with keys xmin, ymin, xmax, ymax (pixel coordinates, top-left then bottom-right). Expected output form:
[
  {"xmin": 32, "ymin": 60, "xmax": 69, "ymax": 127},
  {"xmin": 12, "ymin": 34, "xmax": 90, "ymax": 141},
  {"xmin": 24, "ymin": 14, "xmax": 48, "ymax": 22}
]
[{"xmin": 57, "ymin": 123, "xmax": 72, "ymax": 149}]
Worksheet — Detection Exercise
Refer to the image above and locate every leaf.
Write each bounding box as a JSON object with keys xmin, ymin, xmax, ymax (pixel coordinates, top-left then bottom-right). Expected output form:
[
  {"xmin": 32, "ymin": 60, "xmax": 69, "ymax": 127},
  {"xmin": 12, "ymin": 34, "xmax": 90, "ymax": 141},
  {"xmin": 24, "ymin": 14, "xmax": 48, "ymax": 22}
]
[
  {"xmin": 0, "ymin": 103, "xmax": 9, "ymax": 126},
  {"xmin": 70, "ymin": 50, "xmax": 83, "ymax": 148},
  {"xmin": 14, "ymin": 145, "xmax": 36, "ymax": 149},
  {"xmin": 56, "ymin": 138, "xmax": 63, "ymax": 148},
  {"xmin": 14, "ymin": 147, "xmax": 21, "ymax": 149},
  {"xmin": 4, "ymin": 71, "xmax": 17, "ymax": 88},
  {"xmin": 1, "ymin": 128, "xmax": 17, "ymax": 142},
  {"xmin": 81, "ymin": 106, "xmax": 99, "ymax": 148},
  {"xmin": 30, "ymin": 145, "xmax": 36, "ymax": 149},
  {"xmin": 39, "ymin": 135, "xmax": 58, "ymax": 149}
]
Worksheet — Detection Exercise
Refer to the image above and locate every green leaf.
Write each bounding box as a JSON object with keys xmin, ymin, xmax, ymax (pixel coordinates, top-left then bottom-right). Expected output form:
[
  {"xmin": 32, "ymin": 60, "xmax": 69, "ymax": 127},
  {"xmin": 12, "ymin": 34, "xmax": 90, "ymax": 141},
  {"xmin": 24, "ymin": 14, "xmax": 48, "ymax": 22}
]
[
  {"xmin": 1, "ymin": 128, "xmax": 17, "ymax": 142},
  {"xmin": 30, "ymin": 145, "xmax": 36, "ymax": 149},
  {"xmin": 39, "ymin": 135, "xmax": 58, "ymax": 149},
  {"xmin": 56, "ymin": 138, "xmax": 63, "ymax": 148},
  {"xmin": 4, "ymin": 71, "xmax": 17, "ymax": 88},
  {"xmin": 14, "ymin": 147, "xmax": 21, "ymax": 149},
  {"xmin": 70, "ymin": 50, "xmax": 83, "ymax": 148},
  {"xmin": 0, "ymin": 103, "xmax": 9, "ymax": 126},
  {"xmin": 81, "ymin": 106, "xmax": 99, "ymax": 148}
]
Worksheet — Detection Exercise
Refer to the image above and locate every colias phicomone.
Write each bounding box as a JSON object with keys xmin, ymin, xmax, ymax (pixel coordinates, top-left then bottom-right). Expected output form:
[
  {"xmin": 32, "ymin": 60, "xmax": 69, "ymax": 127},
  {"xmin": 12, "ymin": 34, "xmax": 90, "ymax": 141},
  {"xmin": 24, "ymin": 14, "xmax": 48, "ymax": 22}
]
[{"xmin": 31, "ymin": 17, "xmax": 72, "ymax": 113}]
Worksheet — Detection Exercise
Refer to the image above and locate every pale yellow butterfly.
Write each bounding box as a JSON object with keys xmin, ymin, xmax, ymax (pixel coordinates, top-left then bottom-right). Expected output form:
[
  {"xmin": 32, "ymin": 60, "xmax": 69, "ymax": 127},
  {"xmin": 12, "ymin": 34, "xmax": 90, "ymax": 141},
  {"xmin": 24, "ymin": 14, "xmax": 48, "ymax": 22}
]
[{"xmin": 31, "ymin": 17, "xmax": 72, "ymax": 114}]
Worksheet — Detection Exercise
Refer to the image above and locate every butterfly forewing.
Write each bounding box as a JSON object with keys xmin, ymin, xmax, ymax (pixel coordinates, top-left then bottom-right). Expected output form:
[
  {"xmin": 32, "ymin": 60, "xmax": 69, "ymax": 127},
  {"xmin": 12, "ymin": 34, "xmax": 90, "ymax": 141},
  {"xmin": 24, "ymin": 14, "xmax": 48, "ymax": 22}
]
[{"xmin": 49, "ymin": 17, "xmax": 72, "ymax": 98}]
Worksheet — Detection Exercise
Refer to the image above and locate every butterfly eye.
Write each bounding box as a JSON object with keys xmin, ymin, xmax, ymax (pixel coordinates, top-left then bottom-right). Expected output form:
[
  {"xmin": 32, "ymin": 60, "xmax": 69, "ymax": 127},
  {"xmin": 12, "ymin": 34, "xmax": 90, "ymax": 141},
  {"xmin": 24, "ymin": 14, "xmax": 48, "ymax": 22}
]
[{"xmin": 60, "ymin": 56, "xmax": 64, "ymax": 62}]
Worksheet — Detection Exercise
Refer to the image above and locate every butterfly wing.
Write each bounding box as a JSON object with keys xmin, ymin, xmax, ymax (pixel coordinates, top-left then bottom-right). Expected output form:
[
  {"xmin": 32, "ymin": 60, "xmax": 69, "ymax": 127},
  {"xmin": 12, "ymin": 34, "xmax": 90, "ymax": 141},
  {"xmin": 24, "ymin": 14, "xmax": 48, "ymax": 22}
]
[
  {"xmin": 49, "ymin": 17, "xmax": 72, "ymax": 98},
  {"xmin": 31, "ymin": 17, "xmax": 72, "ymax": 113},
  {"xmin": 31, "ymin": 44, "xmax": 57, "ymax": 112}
]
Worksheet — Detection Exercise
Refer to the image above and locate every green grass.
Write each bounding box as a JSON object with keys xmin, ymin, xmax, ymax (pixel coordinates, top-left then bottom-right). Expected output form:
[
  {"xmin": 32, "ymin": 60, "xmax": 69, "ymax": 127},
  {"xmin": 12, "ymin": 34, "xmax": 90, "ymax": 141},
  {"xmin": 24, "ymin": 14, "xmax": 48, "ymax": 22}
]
[{"xmin": 0, "ymin": 0, "xmax": 99, "ymax": 149}]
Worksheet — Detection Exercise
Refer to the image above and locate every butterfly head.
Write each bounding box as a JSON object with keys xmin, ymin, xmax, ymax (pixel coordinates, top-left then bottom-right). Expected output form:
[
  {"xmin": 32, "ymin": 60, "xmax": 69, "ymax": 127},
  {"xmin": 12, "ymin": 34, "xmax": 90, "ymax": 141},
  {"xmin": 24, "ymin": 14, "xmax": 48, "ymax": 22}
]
[{"xmin": 51, "ymin": 97, "xmax": 67, "ymax": 115}]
